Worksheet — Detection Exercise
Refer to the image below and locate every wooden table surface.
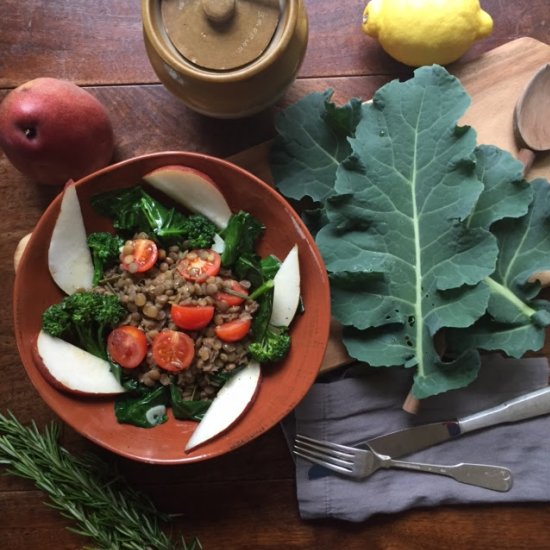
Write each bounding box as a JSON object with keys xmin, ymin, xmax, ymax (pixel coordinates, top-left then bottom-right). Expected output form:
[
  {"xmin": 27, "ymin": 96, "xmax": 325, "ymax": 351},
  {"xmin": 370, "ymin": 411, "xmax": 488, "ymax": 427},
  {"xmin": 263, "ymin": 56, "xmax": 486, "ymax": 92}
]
[{"xmin": 1, "ymin": 1, "xmax": 550, "ymax": 548}]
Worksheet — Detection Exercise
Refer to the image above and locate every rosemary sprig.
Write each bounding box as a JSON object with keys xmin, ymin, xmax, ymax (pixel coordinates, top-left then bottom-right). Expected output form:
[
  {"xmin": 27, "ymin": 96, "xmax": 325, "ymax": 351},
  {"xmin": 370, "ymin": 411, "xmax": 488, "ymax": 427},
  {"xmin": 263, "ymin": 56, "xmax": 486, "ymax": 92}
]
[{"xmin": 0, "ymin": 411, "xmax": 201, "ymax": 550}]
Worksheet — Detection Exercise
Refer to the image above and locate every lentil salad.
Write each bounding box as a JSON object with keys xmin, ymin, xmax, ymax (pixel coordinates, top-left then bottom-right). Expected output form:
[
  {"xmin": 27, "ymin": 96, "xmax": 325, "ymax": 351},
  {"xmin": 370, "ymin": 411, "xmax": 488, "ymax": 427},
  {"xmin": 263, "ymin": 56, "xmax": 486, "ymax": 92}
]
[
  {"xmin": 40, "ymin": 181, "xmax": 297, "ymax": 429},
  {"xmin": 96, "ymin": 240, "xmax": 259, "ymax": 400}
]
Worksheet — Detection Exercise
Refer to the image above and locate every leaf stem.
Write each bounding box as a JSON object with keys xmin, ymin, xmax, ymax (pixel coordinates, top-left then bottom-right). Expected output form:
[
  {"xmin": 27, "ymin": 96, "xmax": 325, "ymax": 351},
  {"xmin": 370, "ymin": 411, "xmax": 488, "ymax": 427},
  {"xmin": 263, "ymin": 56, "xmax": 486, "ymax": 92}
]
[{"xmin": 483, "ymin": 276, "xmax": 537, "ymax": 319}]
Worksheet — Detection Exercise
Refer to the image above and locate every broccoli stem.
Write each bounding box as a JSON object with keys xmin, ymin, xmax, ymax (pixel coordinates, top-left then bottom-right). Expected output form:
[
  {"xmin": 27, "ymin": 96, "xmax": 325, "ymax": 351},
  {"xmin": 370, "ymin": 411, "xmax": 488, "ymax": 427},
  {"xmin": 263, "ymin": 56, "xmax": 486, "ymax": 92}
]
[{"xmin": 248, "ymin": 279, "xmax": 274, "ymax": 301}]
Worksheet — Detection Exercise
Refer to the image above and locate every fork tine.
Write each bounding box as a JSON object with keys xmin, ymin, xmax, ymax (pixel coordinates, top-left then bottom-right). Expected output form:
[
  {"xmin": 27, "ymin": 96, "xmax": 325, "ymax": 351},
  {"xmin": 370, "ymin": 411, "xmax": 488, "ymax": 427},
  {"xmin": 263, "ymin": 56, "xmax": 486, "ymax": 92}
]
[
  {"xmin": 293, "ymin": 449, "xmax": 353, "ymax": 476},
  {"xmin": 295, "ymin": 434, "xmax": 357, "ymax": 456},
  {"xmin": 294, "ymin": 442, "xmax": 353, "ymax": 468},
  {"xmin": 294, "ymin": 438, "xmax": 354, "ymax": 461}
]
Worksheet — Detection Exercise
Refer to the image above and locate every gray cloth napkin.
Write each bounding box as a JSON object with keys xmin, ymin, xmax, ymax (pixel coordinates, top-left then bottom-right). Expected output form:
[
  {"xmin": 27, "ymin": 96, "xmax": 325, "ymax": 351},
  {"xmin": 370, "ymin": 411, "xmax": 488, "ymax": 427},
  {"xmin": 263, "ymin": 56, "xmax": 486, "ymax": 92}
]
[{"xmin": 281, "ymin": 354, "xmax": 550, "ymax": 521}]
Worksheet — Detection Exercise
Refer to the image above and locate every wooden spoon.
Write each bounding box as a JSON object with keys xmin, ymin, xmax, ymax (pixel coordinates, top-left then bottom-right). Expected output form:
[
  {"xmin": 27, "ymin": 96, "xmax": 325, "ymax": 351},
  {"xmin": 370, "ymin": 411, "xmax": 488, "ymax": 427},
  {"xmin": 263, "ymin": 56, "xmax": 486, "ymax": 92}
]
[
  {"xmin": 513, "ymin": 63, "xmax": 550, "ymax": 175},
  {"xmin": 513, "ymin": 64, "xmax": 550, "ymax": 288}
]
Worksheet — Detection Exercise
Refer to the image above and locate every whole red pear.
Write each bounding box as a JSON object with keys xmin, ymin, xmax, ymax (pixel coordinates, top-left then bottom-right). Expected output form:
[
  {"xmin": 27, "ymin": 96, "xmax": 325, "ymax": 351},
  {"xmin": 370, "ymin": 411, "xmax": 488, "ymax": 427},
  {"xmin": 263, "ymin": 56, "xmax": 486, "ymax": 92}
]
[{"xmin": 0, "ymin": 77, "xmax": 114, "ymax": 185}]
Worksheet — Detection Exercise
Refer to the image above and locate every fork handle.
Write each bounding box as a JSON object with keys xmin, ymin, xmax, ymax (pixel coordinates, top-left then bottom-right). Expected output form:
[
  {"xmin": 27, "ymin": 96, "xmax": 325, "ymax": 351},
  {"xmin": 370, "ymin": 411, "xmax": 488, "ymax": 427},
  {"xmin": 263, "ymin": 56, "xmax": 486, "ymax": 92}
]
[{"xmin": 387, "ymin": 460, "xmax": 513, "ymax": 492}]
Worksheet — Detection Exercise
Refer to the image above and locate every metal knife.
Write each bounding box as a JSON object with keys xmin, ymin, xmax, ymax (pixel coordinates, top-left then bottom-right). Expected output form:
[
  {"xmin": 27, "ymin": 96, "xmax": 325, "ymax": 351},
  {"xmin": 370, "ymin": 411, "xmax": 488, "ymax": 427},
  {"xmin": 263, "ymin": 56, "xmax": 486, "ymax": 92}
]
[
  {"xmin": 307, "ymin": 385, "xmax": 550, "ymax": 479},
  {"xmin": 367, "ymin": 385, "xmax": 550, "ymax": 457}
]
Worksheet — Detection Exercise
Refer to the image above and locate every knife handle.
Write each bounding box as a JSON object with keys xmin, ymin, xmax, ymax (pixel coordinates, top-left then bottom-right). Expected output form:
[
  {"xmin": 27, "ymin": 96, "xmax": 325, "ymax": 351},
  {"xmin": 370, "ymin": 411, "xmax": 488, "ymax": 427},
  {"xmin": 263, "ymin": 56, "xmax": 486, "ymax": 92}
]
[{"xmin": 459, "ymin": 385, "xmax": 550, "ymax": 434}]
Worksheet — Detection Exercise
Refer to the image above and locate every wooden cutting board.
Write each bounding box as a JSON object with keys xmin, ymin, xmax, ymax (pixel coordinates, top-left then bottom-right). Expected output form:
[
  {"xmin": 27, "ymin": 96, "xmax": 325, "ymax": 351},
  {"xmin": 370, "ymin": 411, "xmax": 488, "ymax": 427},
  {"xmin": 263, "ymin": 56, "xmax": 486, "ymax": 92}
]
[{"xmin": 227, "ymin": 37, "xmax": 550, "ymax": 373}]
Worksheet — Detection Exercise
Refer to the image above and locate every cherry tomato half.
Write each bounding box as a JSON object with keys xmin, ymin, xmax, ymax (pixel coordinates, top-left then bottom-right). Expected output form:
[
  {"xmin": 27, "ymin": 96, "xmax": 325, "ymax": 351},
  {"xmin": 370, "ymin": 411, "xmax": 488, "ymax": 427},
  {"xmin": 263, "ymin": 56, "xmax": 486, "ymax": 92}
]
[
  {"xmin": 177, "ymin": 249, "xmax": 221, "ymax": 282},
  {"xmin": 215, "ymin": 318, "xmax": 252, "ymax": 342},
  {"xmin": 215, "ymin": 280, "xmax": 249, "ymax": 307},
  {"xmin": 152, "ymin": 330, "xmax": 195, "ymax": 372},
  {"xmin": 107, "ymin": 325, "xmax": 148, "ymax": 369},
  {"xmin": 120, "ymin": 239, "xmax": 158, "ymax": 273},
  {"xmin": 171, "ymin": 304, "xmax": 215, "ymax": 331}
]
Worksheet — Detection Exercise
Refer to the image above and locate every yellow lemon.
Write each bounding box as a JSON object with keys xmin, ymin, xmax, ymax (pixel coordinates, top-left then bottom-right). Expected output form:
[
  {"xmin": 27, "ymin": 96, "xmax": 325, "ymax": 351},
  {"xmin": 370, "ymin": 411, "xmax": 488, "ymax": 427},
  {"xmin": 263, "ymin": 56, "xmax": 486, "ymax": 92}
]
[{"xmin": 362, "ymin": 0, "xmax": 493, "ymax": 67}]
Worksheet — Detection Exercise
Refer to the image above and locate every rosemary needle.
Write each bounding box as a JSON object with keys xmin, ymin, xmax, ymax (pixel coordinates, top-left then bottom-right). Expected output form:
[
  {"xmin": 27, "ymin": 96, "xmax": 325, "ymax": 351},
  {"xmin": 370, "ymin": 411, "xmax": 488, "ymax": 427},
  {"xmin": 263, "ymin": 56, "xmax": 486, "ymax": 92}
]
[{"xmin": 0, "ymin": 411, "xmax": 201, "ymax": 550}]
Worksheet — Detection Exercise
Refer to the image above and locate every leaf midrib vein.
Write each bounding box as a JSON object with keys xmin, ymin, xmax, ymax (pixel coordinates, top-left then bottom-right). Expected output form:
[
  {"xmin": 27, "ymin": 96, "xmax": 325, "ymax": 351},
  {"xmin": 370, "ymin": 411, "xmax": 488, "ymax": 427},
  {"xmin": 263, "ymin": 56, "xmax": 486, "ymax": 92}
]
[
  {"xmin": 410, "ymin": 91, "xmax": 426, "ymax": 377},
  {"xmin": 299, "ymin": 125, "xmax": 343, "ymax": 168}
]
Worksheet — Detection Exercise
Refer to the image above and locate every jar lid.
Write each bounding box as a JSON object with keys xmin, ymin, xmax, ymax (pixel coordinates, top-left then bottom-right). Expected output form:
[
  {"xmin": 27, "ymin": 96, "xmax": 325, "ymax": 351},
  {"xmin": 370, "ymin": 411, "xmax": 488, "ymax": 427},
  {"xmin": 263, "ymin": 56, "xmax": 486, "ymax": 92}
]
[{"xmin": 161, "ymin": 0, "xmax": 281, "ymax": 71}]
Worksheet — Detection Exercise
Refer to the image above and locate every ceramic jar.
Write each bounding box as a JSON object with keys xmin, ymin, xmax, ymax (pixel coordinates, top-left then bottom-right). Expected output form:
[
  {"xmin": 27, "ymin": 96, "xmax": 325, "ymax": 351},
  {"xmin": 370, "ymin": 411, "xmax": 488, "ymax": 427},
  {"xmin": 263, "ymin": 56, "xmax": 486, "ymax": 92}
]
[{"xmin": 142, "ymin": 0, "xmax": 308, "ymax": 118}]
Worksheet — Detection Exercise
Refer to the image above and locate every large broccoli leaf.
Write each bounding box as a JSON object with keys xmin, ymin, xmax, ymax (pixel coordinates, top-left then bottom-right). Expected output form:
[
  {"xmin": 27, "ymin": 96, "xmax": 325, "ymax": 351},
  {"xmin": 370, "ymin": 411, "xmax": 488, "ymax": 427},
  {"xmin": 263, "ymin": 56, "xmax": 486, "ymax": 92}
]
[
  {"xmin": 315, "ymin": 66, "xmax": 499, "ymax": 398},
  {"xmin": 270, "ymin": 65, "xmax": 550, "ymax": 399},
  {"xmin": 270, "ymin": 90, "xmax": 363, "ymax": 202}
]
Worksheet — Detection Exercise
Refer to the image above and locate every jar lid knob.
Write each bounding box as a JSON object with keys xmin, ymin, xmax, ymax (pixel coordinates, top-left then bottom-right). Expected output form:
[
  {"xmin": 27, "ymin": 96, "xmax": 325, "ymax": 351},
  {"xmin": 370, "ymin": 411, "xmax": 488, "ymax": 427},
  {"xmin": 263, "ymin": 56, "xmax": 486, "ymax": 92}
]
[
  {"xmin": 161, "ymin": 0, "xmax": 281, "ymax": 71},
  {"xmin": 201, "ymin": 0, "xmax": 236, "ymax": 24}
]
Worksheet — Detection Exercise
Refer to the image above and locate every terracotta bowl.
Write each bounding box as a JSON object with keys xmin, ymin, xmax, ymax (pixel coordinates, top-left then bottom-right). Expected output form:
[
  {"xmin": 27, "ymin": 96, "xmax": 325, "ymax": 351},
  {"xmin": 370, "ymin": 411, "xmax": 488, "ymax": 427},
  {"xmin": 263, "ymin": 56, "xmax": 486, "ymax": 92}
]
[{"xmin": 13, "ymin": 151, "xmax": 330, "ymax": 464}]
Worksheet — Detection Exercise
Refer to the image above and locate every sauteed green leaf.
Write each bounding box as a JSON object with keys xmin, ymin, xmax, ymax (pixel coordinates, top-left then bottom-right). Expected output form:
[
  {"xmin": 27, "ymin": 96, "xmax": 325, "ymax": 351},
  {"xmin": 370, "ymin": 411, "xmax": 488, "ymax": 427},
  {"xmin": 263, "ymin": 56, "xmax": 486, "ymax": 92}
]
[{"xmin": 91, "ymin": 186, "xmax": 217, "ymax": 249}]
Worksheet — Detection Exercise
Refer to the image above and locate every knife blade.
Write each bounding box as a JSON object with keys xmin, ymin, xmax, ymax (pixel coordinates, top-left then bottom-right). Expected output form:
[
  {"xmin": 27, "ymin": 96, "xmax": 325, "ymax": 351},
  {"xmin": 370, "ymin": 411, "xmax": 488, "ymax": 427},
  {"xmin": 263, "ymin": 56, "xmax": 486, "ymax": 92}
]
[
  {"xmin": 368, "ymin": 384, "xmax": 550, "ymax": 457},
  {"xmin": 307, "ymin": 385, "xmax": 550, "ymax": 479}
]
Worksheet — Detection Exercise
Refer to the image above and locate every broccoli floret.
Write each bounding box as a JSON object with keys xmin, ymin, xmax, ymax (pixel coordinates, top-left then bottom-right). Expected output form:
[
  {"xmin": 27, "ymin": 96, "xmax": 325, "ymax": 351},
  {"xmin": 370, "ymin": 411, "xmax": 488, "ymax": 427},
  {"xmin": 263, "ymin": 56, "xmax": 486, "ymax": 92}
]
[
  {"xmin": 42, "ymin": 291, "xmax": 126, "ymax": 360},
  {"xmin": 182, "ymin": 215, "xmax": 216, "ymax": 249},
  {"xmin": 41, "ymin": 302, "xmax": 71, "ymax": 337},
  {"xmin": 248, "ymin": 326, "xmax": 291, "ymax": 364},
  {"xmin": 87, "ymin": 232, "xmax": 124, "ymax": 285}
]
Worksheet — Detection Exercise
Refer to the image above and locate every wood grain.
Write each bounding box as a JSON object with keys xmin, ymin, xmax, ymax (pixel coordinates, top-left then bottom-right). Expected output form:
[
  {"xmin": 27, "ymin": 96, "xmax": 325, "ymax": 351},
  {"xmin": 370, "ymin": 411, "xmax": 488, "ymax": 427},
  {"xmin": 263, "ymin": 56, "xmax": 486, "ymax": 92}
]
[
  {"xmin": 1, "ymin": 1, "xmax": 550, "ymax": 549},
  {"xmin": 1, "ymin": 0, "xmax": 549, "ymax": 88},
  {"xmin": 458, "ymin": 37, "xmax": 550, "ymax": 178}
]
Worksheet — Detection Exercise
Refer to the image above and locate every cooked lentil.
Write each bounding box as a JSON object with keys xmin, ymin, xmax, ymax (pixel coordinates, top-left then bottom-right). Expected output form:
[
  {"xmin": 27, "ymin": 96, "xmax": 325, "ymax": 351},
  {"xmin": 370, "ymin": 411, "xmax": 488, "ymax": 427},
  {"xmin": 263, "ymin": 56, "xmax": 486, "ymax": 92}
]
[{"xmin": 96, "ymin": 239, "xmax": 258, "ymax": 401}]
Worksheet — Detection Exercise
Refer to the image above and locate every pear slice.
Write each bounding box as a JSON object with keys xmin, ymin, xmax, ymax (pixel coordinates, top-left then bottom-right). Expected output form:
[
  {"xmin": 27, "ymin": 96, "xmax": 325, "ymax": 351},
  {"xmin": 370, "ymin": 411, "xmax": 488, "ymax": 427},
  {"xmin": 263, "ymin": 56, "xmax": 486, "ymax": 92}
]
[
  {"xmin": 185, "ymin": 361, "xmax": 261, "ymax": 451},
  {"xmin": 143, "ymin": 165, "xmax": 232, "ymax": 229},
  {"xmin": 48, "ymin": 183, "xmax": 94, "ymax": 294},
  {"xmin": 270, "ymin": 244, "xmax": 301, "ymax": 327},
  {"xmin": 35, "ymin": 330, "xmax": 126, "ymax": 396}
]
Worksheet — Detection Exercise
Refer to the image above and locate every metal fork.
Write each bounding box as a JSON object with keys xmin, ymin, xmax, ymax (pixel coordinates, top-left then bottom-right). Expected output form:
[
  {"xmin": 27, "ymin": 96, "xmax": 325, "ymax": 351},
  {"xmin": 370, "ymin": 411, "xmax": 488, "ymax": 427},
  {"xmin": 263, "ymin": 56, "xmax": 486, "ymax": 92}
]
[{"xmin": 294, "ymin": 434, "xmax": 513, "ymax": 492}]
